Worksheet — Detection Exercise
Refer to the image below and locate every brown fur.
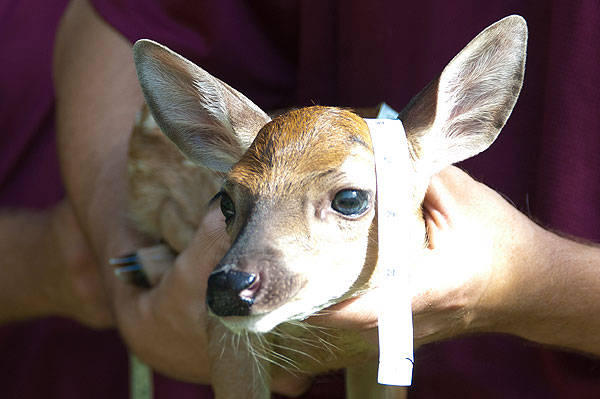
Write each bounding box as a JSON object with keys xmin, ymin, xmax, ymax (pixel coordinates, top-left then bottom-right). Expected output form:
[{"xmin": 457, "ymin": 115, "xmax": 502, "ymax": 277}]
[
  {"xmin": 230, "ymin": 107, "xmax": 371, "ymax": 194},
  {"xmin": 128, "ymin": 107, "xmax": 220, "ymax": 252}
]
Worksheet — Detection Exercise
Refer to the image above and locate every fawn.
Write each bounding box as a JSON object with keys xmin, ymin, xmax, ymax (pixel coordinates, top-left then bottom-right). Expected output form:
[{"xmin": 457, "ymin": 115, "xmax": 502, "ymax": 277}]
[{"xmin": 121, "ymin": 15, "xmax": 527, "ymax": 399}]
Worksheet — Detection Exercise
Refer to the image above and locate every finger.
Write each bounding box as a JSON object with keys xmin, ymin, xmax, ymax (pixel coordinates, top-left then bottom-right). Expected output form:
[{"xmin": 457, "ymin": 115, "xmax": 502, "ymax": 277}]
[{"xmin": 307, "ymin": 290, "xmax": 380, "ymax": 332}]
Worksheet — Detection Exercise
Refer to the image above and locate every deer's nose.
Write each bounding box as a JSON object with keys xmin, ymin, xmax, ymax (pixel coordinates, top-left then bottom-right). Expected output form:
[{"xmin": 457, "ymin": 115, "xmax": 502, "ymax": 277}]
[{"xmin": 206, "ymin": 270, "xmax": 260, "ymax": 317}]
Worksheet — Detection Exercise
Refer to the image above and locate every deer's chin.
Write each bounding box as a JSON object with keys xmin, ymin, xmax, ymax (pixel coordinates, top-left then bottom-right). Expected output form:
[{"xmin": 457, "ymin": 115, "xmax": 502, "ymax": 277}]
[
  {"xmin": 216, "ymin": 315, "xmax": 285, "ymax": 335},
  {"xmin": 218, "ymin": 298, "xmax": 339, "ymax": 335},
  {"xmin": 220, "ymin": 315, "xmax": 281, "ymax": 335},
  {"xmin": 217, "ymin": 311, "xmax": 307, "ymax": 335}
]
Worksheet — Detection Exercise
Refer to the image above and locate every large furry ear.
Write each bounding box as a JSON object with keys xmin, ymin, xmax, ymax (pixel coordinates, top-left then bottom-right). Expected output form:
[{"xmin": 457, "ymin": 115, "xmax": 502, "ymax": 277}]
[
  {"xmin": 400, "ymin": 15, "xmax": 527, "ymax": 175},
  {"xmin": 133, "ymin": 40, "xmax": 271, "ymax": 172}
]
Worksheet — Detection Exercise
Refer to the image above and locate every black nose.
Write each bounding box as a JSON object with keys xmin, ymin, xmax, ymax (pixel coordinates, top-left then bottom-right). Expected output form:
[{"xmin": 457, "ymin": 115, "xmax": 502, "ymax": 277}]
[{"xmin": 206, "ymin": 270, "xmax": 258, "ymax": 317}]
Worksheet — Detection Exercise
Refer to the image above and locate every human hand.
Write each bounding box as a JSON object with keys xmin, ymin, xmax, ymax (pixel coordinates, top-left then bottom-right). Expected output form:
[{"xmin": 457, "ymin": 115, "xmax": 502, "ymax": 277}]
[
  {"xmin": 108, "ymin": 207, "xmax": 225, "ymax": 383},
  {"xmin": 416, "ymin": 167, "xmax": 600, "ymax": 355},
  {"xmin": 410, "ymin": 165, "xmax": 537, "ymax": 344},
  {"xmin": 109, "ymin": 207, "xmax": 311, "ymax": 395}
]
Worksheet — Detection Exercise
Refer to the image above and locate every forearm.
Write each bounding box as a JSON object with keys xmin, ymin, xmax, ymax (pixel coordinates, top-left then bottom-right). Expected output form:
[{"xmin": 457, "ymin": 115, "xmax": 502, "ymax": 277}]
[
  {"xmin": 412, "ymin": 167, "xmax": 600, "ymax": 356},
  {"xmin": 52, "ymin": 2, "xmax": 308, "ymax": 389},
  {"xmin": 0, "ymin": 203, "xmax": 111, "ymax": 327},
  {"xmin": 487, "ymin": 228, "xmax": 600, "ymax": 355},
  {"xmin": 0, "ymin": 210, "xmax": 54, "ymax": 322},
  {"xmin": 53, "ymin": 2, "xmax": 214, "ymax": 381},
  {"xmin": 54, "ymin": 0, "xmax": 147, "ymax": 277},
  {"xmin": 422, "ymin": 167, "xmax": 600, "ymax": 355}
]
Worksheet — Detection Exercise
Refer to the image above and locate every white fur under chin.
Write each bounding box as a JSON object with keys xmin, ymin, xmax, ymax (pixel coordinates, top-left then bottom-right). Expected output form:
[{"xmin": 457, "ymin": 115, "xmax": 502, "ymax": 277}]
[{"xmin": 220, "ymin": 297, "xmax": 341, "ymax": 334}]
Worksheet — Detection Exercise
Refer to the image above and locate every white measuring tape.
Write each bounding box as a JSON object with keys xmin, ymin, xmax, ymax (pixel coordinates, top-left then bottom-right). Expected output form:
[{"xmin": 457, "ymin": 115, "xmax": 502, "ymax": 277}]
[{"xmin": 366, "ymin": 115, "xmax": 414, "ymax": 386}]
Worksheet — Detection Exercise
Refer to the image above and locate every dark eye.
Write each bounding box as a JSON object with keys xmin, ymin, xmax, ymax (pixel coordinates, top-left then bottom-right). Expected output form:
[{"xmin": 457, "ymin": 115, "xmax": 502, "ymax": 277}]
[
  {"xmin": 219, "ymin": 192, "xmax": 236, "ymax": 221},
  {"xmin": 331, "ymin": 189, "xmax": 370, "ymax": 216}
]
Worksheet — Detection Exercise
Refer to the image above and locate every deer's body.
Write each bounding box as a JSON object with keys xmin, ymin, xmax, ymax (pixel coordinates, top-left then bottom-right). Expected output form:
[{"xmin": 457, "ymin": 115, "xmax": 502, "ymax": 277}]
[
  {"xmin": 128, "ymin": 106, "xmax": 219, "ymax": 254},
  {"xmin": 125, "ymin": 15, "xmax": 528, "ymax": 399}
]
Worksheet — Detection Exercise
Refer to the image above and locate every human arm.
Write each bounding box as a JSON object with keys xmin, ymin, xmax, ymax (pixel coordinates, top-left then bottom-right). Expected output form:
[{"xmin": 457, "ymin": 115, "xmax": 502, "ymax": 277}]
[
  {"xmin": 53, "ymin": 0, "xmax": 309, "ymax": 393},
  {"xmin": 0, "ymin": 200, "xmax": 112, "ymax": 327},
  {"xmin": 54, "ymin": 0, "xmax": 227, "ymax": 383},
  {"xmin": 54, "ymin": 0, "xmax": 214, "ymax": 381},
  {"xmin": 415, "ymin": 165, "xmax": 600, "ymax": 354},
  {"xmin": 311, "ymin": 166, "xmax": 600, "ymax": 356}
]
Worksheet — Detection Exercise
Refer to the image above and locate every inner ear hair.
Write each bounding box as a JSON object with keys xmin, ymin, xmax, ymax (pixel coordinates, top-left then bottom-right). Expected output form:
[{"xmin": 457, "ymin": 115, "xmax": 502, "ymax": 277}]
[
  {"xmin": 133, "ymin": 39, "xmax": 271, "ymax": 172},
  {"xmin": 401, "ymin": 15, "xmax": 527, "ymax": 175}
]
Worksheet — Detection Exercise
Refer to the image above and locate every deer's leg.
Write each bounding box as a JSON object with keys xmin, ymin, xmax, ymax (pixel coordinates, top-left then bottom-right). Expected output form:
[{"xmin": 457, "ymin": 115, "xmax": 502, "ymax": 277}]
[
  {"xmin": 110, "ymin": 243, "xmax": 175, "ymax": 287},
  {"xmin": 112, "ymin": 197, "xmax": 202, "ymax": 287}
]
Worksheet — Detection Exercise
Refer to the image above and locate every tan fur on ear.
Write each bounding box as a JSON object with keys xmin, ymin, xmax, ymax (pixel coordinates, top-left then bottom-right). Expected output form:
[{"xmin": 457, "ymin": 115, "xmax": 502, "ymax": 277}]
[{"xmin": 133, "ymin": 39, "xmax": 271, "ymax": 172}]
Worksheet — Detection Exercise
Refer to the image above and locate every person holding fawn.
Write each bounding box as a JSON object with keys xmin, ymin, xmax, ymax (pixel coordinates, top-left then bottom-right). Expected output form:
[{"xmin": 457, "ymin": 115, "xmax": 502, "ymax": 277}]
[{"xmin": 2, "ymin": 0, "xmax": 599, "ymax": 397}]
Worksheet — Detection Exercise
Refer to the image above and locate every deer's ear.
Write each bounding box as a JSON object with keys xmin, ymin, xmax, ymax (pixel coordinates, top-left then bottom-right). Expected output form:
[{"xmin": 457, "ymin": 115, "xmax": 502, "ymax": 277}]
[
  {"xmin": 401, "ymin": 15, "xmax": 527, "ymax": 175},
  {"xmin": 133, "ymin": 40, "xmax": 271, "ymax": 173}
]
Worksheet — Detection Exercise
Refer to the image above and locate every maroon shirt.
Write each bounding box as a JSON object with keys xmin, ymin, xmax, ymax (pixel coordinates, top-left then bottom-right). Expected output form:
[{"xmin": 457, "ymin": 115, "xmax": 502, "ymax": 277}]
[
  {"xmin": 0, "ymin": 1, "xmax": 129, "ymax": 399},
  {"xmin": 2, "ymin": 0, "xmax": 600, "ymax": 398}
]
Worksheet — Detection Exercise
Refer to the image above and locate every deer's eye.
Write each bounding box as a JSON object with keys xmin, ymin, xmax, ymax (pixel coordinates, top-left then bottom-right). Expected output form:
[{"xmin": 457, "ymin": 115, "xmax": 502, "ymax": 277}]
[
  {"xmin": 219, "ymin": 192, "xmax": 236, "ymax": 221},
  {"xmin": 331, "ymin": 189, "xmax": 370, "ymax": 217}
]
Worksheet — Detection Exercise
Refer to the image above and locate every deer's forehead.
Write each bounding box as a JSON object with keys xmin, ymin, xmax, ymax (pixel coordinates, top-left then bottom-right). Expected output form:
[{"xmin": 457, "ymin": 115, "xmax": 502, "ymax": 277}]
[{"xmin": 227, "ymin": 107, "xmax": 373, "ymax": 194}]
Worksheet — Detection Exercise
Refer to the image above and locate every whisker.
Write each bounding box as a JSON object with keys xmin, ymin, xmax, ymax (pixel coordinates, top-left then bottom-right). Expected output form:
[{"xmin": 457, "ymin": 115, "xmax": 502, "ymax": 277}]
[
  {"xmin": 250, "ymin": 334, "xmax": 304, "ymax": 376},
  {"xmin": 247, "ymin": 333, "xmax": 273, "ymax": 391},
  {"xmin": 284, "ymin": 322, "xmax": 343, "ymax": 356},
  {"xmin": 268, "ymin": 341, "xmax": 322, "ymax": 365},
  {"xmin": 271, "ymin": 329, "xmax": 328, "ymax": 352}
]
